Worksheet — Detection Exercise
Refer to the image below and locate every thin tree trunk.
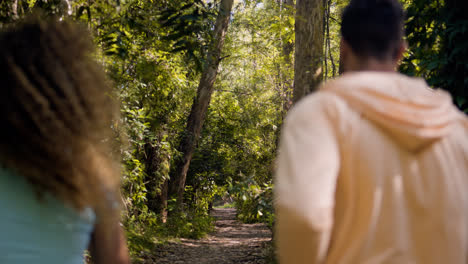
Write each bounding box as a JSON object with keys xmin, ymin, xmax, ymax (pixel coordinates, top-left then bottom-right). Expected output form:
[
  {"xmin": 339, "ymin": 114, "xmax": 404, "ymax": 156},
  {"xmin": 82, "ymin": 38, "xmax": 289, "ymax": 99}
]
[
  {"xmin": 144, "ymin": 135, "xmax": 169, "ymax": 222},
  {"xmin": 157, "ymin": 180, "xmax": 168, "ymax": 222},
  {"xmin": 293, "ymin": 0, "xmax": 324, "ymax": 103},
  {"xmin": 12, "ymin": 0, "xmax": 18, "ymax": 19},
  {"xmin": 326, "ymin": 0, "xmax": 336, "ymax": 77},
  {"xmin": 282, "ymin": 0, "xmax": 295, "ymax": 63},
  {"xmin": 145, "ymin": 142, "xmax": 161, "ymax": 211},
  {"xmin": 323, "ymin": 0, "xmax": 328, "ymax": 79},
  {"xmin": 282, "ymin": 0, "xmax": 295, "ymax": 111},
  {"xmin": 274, "ymin": 0, "xmax": 295, "ymax": 150},
  {"xmin": 170, "ymin": 0, "xmax": 234, "ymax": 207}
]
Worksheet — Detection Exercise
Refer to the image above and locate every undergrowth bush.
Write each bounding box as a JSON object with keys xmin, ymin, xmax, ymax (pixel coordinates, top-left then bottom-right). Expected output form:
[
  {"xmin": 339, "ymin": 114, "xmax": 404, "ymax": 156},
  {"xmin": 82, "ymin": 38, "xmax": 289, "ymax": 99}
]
[
  {"xmin": 163, "ymin": 208, "xmax": 215, "ymax": 239},
  {"xmin": 122, "ymin": 171, "xmax": 221, "ymax": 259},
  {"xmin": 230, "ymin": 177, "xmax": 275, "ymax": 229},
  {"xmin": 162, "ymin": 175, "xmax": 225, "ymax": 238}
]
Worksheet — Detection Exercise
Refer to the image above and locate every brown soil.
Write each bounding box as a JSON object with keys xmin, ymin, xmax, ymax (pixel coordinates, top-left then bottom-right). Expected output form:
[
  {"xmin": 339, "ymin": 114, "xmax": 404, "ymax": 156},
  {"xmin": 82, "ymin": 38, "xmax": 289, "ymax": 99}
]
[{"xmin": 150, "ymin": 208, "xmax": 272, "ymax": 264}]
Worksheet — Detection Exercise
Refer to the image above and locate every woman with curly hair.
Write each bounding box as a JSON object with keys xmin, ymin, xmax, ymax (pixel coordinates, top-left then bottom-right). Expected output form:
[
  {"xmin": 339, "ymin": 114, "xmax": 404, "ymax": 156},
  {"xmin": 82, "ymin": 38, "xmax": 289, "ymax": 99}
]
[{"xmin": 0, "ymin": 17, "xmax": 129, "ymax": 264}]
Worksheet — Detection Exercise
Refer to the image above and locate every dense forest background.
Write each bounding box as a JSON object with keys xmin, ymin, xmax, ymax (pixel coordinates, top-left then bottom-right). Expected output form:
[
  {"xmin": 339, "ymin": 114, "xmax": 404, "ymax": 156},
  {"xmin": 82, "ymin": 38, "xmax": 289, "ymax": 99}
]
[{"xmin": 0, "ymin": 0, "xmax": 466, "ymax": 262}]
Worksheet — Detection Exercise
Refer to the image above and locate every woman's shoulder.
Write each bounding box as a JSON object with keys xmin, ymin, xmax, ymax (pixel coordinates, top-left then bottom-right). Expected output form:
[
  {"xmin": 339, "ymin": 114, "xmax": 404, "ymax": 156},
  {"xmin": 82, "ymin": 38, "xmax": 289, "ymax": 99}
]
[
  {"xmin": 0, "ymin": 166, "xmax": 96, "ymax": 223},
  {"xmin": 0, "ymin": 166, "xmax": 96, "ymax": 263}
]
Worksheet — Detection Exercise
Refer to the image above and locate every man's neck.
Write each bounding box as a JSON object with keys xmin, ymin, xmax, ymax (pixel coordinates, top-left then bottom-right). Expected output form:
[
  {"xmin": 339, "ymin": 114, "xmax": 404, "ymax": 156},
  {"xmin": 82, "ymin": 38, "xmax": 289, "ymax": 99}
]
[{"xmin": 348, "ymin": 58, "xmax": 398, "ymax": 73}]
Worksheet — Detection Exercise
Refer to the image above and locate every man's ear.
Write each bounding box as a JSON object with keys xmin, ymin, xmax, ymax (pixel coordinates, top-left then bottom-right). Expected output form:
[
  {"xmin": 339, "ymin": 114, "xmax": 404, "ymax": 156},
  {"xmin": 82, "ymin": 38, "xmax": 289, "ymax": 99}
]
[
  {"xmin": 340, "ymin": 38, "xmax": 349, "ymax": 73},
  {"xmin": 395, "ymin": 40, "xmax": 408, "ymax": 63},
  {"xmin": 340, "ymin": 38, "xmax": 347, "ymax": 58},
  {"xmin": 340, "ymin": 37, "xmax": 353, "ymax": 73}
]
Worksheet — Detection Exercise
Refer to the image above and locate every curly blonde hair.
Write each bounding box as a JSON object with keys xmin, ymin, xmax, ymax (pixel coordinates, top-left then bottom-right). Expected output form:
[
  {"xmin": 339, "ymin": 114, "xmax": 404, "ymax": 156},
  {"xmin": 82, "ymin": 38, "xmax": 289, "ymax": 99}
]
[{"xmin": 0, "ymin": 17, "xmax": 120, "ymax": 212}]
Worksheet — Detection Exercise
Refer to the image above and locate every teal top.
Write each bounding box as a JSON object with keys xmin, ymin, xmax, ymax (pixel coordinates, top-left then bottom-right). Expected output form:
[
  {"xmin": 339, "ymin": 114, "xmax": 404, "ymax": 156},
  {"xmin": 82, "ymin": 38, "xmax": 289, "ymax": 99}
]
[{"xmin": 0, "ymin": 167, "xmax": 96, "ymax": 264}]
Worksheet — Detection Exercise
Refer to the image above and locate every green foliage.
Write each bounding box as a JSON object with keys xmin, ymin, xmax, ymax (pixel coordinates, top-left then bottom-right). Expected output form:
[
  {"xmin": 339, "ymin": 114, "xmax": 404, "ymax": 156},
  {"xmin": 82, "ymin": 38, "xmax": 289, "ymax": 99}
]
[
  {"xmin": 230, "ymin": 177, "xmax": 275, "ymax": 229},
  {"xmin": 71, "ymin": 0, "xmax": 217, "ymax": 254},
  {"xmin": 183, "ymin": 1, "xmax": 287, "ymax": 232},
  {"xmin": 159, "ymin": 0, "xmax": 216, "ymax": 71},
  {"xmin": 0, "ymin": 0, "xmax": 67, "ymax": 25},
  {"xmin": 400, "ymin": 0, "xmax": 468, "ymax": 112},
  {"xmin": 324, "ymin": 0, "xmax": 349, "ymax": 78},
  {"xmin": 163, "ymin": 209, "xmax": 215, "ymax": 239},
  {"xmin": 160, "ymin": 175, "xmax": 225, "ymax": 238},
  {"xmin": 3, "ymin": 1, "xmax": 465, "ymax": 262},
  {"xmin": 185, "ymin": 173, "xmax": 225, "ymax": 212},
  {"xmin": 124, "ymin": 223, "xmax": 159, "ymax": 263},
  {"xmin": 188, "ymin": 0, "xmax": 285, "ymax": 185},
  {"xmin": 217, "ymin": 202, "xmax": 236, "ymax": 209}
]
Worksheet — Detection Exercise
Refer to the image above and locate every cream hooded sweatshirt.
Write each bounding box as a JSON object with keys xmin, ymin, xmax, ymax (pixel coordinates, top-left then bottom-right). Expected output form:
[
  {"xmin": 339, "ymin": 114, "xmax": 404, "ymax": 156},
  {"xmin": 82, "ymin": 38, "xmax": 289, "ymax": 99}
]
[{"xmin": 275, "ymin": 72, "xmax": 468, "ymax": 264}]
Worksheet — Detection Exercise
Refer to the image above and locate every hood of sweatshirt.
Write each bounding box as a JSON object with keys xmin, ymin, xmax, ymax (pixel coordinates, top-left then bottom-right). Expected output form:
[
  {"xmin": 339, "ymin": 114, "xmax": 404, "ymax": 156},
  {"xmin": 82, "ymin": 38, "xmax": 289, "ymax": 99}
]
[{"xmin": 321, "ymin": 72, "xmax": 464, "ymax": 152}]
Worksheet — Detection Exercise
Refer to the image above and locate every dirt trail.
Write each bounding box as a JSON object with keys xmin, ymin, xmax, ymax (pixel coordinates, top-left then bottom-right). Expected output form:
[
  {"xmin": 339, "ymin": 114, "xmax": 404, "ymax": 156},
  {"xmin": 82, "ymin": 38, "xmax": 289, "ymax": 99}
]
[{"xmin": 153, "ymin": 208, "xmax": 272, "ymax": 263}]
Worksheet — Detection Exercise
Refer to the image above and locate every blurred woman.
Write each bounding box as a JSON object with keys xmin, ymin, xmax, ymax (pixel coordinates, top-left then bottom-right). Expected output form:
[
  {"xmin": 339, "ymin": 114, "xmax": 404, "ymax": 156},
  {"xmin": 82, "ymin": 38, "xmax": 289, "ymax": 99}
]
[{"xmin": 0, "ymin": 17, "xmax": 129, "ymax": 264}]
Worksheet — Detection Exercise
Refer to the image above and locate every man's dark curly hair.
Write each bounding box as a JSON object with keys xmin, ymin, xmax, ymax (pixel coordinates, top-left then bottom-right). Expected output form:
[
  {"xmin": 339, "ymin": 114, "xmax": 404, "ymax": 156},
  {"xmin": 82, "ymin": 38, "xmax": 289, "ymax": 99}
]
[{"xmin": 341, "ymin": 0, "xmax": 405, "ymax": 61}]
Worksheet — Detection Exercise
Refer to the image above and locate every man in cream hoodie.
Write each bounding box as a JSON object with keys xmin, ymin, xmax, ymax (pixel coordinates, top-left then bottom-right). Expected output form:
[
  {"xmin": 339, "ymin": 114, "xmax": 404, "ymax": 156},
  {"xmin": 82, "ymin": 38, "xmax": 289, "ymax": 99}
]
[{"xmin": 275, "ymin": 0, "xmax": 468, "ymax": 263}]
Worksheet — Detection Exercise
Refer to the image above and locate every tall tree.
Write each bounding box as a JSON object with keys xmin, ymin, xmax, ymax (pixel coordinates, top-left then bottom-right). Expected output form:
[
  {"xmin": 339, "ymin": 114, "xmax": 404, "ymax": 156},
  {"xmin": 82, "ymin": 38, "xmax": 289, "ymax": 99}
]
[
  {"xmin": 279, "ymin": 0, "xmax": 295, "ymax": 112},
  {"xmin": 293, "ymin": 0, "xmax": 324, "ymax": 103},
  {"xmin": 170, "ymin": 0, "xmax": 234, "ymax": 205}
]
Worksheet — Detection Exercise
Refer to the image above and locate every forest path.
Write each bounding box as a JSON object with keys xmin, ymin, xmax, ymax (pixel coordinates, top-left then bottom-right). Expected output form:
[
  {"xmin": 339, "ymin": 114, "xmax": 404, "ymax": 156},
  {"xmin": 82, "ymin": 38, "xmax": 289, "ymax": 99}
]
[{"xmin": 152, "ymin": 208, "xmax": 272, "ymax": 263}]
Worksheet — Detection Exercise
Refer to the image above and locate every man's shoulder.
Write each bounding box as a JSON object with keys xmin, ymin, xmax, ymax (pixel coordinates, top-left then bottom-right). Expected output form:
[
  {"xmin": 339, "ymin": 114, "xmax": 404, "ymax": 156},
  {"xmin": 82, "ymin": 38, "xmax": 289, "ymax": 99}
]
[{"xmin": 287, "ymin": 90, "xmax": 349, "ymax": 124}]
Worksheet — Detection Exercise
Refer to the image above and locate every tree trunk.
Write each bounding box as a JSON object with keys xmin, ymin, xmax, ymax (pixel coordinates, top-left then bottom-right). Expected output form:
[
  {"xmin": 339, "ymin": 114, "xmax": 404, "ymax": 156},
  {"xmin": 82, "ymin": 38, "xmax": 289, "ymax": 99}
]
[
  {"xmin": 144, "ymin": 138, "xmax": 169, "ymax": 222},
  {"xmin": 282, "ymin": 0, "xmax": 295, "ymax": 63},
  {"xmin": 282, "ymin": 0, "xmax": 295, "ymax": 112},
  {"xmin": 293, "ymin": 0, "xmax": 324, "ymax": 103},
  {"xmin": 274, "ymin": 0, "xmax": 295, "ymax": 149},
  {"xmin": 325, "ymin": 0, "xmax": 336, "ymax": 77},
  {"xmin": 157, "ymin": 180, "xmax": 168, "ymax": 222},
  {"xmin": 12, "ymin": 0, "xmax": 18, "ymax": 19},
  {"xmin": 170, "ymin": 0, "xmax": 234, "ymax": 207}
]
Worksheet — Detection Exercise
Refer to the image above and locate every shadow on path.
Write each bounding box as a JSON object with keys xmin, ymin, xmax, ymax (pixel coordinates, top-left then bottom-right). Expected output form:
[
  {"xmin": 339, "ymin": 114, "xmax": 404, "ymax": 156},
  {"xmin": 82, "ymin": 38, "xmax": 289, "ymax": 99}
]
[{"xmin": 152, "ymin": 208, "xmax": 272, "ymax": 264}]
